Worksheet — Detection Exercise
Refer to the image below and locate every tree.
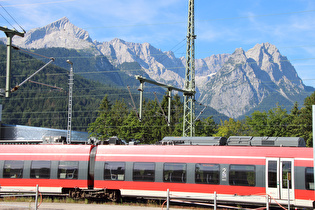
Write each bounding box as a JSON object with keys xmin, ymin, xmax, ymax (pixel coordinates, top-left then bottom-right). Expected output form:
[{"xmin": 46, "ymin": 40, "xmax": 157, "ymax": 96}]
[
  {"xmin": 141, "ymin": 99, "xmax": 166, "ymax": 144},
  {"xmin": 265, "ymin": 105, "xmax": 290, "ymax": 137},
  {"xmin": 108, "ymin": 99, "xmax": 129, "ymax": 136},
  {"xmin": 215, "ymin": 118, "xmax": 249, "ymax": 138},
  {"xmin": 195, "ymin": 116, "xmax": 217, "ymax": 136},
  {"xmin": 88, "ymin": 95, "xmax": 111, "ymax": 140},
  {"xmin": 246, "ymin": 111, "xmax": 268, "ymax": 136},
  {"xmin": 246, "ymin": 105, "xmax": 289, "ymax": 137},
  {"xmin": 296, "ymin": 92, "xmax": 315, "ymax": 146},
  {"xmin": 287, "ymin": 102, "xmax": 304, "ymax": 139},
  {"xmin": 120, "ymin": 111, "xmax": 143, "ymax": 141},
  {"xmin": 88, "ymin": 93, "xmax": 221, "ymax": 143}
]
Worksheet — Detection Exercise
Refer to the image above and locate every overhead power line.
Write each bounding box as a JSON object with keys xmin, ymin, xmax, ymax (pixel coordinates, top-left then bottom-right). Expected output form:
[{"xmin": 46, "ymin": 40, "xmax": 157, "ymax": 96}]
[
  {"xmin": 2, "ymin": 0, "xmax": 75, "ymax": 8},
  {"xmin": 79, "ymin": 9, "xmax": 315, "ymax": 30},
  {"xmin": 0, "ymin": 3, "xmax": 25, "ymax": 33},
  {"xmin": 198, "ymin": 9, "xmax": 315, "ymax": 23}
]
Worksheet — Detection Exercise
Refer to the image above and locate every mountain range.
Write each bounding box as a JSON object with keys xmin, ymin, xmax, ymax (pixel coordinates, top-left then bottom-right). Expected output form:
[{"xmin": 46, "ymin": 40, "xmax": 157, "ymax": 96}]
[{"xmin": 6, "ymin": 17, "xmax": 314, "ymax": 119}]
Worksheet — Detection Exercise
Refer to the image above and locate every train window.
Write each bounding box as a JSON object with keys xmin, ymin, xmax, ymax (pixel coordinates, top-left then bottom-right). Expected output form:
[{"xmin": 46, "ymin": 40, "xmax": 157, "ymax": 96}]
[
  {"xmin": 195, "ymin": 163, "xmax": 220, "ymax": 184},
  {"xmin": 282, "ymin": 161, "xmax": 292, "ymax": 189},
  {"xmin": 58, "ymin": 161, "xmax": 78, "ymax": 179},
  {"xmin": 3, "ymin": 160, "xmax": 24, "ymax": 178},
  {"xmin": 229, "ymin": 165, "xmax": 255, "ymax": 186},
  {"xmin": 163, "ymin": 163, "xmax": 186, "ymax": 183},
  {"xmin": 104, "ymin": 162, "xmax": 125, "ymax": 181},
  {"xmin": 305, "ymin": 167, "xmax": 314, "ymax": 190},
  {"xmin": 268, "ymin": 161, "xmax": 277, "ymax": 188},
  {"xmin": 30, "ymin": 161, "xmax": 51, "ymax": 179},
  {"xmin": 133, "ymin": 162, "xmax": 155, "ymax": 182}
]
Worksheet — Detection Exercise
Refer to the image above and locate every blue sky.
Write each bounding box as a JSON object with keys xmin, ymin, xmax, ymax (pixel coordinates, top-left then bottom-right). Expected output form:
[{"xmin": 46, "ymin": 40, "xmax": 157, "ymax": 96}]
[{"xmin": 1, "ymin": 0, "xmax": 315, "ymax": 87}]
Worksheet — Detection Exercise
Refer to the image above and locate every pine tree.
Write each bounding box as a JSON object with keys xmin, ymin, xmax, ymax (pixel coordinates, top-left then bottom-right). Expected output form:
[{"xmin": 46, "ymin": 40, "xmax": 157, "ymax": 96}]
[{"xmin": 88, "ymin": 95, "xmax": 111, "ymax": 140}]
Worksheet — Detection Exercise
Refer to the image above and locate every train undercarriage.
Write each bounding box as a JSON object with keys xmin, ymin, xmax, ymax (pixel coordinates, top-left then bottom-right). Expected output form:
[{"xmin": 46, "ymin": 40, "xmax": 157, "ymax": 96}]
[{"xmin": 65, "ymin": 188, "xmax": 121, "ymax": 202}]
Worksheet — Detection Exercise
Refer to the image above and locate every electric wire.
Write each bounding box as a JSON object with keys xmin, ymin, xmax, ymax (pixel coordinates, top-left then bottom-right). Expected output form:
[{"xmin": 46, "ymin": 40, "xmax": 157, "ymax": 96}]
[
  {"xmin": 3, "ymin": 51, "xmax": 315, "ymax": 81},
  {"xmin": 79, "ymin": 9, "xmax": 315, "ymax": 30},
  {"xmin": 0, "ymin": 3, "xmax": 25, "ymax": 33},
  {"xmin": 198, "ymin": 9, "xmax": 315, "ymax": 23},
  {"xmin": 12, "ymin": 45, "xmax": 52, "ymax": 59},
  {"xmin": 0, "ymin": 13, "xmax": 18, "ymax": 31},
  {"xmin": 2, "ymin": 0, "xmax": 75, "ymax": 8}
]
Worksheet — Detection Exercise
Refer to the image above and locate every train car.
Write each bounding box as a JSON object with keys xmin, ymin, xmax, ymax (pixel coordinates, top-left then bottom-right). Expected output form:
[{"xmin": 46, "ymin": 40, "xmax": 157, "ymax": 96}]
[
  {"xmin": 0, "ymin": 140, "xmax": 313, "ymax": 208},
  {"xmin": 0, "ymin": 144, "xmax": 94, "ymax": 196},
  {"xmin": 93, "ymin": 144, "xmax": 315, "ymax": 208}
]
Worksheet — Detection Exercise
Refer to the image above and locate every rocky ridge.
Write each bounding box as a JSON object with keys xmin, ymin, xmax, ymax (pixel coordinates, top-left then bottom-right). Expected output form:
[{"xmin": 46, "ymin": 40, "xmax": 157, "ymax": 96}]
[{"xmin": 9, "ymin": 17, "xmax": 311, "ymax": 118}]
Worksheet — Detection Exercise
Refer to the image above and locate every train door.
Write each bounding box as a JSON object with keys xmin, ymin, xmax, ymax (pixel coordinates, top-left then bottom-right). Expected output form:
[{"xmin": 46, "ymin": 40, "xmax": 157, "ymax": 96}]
[{"xmin": 266, "ymin": 158, "xmax": 294, "ymax": 200}]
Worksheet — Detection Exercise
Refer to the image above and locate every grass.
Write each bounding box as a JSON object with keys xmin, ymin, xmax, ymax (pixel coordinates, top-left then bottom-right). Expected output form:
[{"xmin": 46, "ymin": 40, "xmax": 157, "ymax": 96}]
[{"xmin": 0, "ymin": 196, "xmax": 212, "ymax": 209}]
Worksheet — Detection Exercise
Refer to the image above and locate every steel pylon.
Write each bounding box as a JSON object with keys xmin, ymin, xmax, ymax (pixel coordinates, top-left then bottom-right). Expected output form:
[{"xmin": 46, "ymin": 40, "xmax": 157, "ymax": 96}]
[{"xmin": 183, "ymin": 0, "xmax": 196, "ymax": 137}]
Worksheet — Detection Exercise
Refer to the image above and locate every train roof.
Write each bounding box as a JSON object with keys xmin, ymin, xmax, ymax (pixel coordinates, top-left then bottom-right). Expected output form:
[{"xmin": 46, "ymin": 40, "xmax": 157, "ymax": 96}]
[
  {"xmin": 161, "ymin": 136, "xmax": 227, "ymax": 145},
  {"xmin": 161, "ymin": 136, "xmax": 306, "ymax": 147},
  {"xmin": 0, "ymin": 144, "xmax": 94, "ymax": 161}
]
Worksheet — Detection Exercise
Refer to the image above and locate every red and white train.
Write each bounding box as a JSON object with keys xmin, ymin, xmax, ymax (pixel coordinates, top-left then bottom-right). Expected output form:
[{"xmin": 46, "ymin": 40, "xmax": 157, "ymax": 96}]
[{"xmin": 0, "ymin": 136, "xmax": 314, "ymax": 208}]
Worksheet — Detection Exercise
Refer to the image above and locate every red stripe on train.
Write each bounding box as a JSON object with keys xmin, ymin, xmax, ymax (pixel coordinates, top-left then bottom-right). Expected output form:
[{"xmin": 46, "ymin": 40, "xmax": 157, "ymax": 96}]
[{"xmin": 0, "ymin": 179, "xmax": 89, "ymax": 188}]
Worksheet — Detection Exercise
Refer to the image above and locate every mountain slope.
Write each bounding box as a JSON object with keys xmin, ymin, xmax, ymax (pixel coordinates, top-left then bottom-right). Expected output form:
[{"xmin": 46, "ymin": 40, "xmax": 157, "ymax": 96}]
[{"xmin": 9, "ymin": 17, "xmax": 314, "ymax": 119}]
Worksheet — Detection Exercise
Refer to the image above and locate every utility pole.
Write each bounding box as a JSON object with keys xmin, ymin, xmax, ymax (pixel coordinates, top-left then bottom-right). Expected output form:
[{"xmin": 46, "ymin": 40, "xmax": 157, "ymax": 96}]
[
  {"xmin": 0, "ymin": 26, "xmax": 24, "ymax": 138},
  {"xmin": 183, "ymin": 0, "xmax": 196, "ymax": 137},
  {"xmin": 0, "ymin": 26, "xmax": 25, "ymax": 98},
  {"xmin": 66, "ymin": 60, "xmax": 74, "ymax": 144}
]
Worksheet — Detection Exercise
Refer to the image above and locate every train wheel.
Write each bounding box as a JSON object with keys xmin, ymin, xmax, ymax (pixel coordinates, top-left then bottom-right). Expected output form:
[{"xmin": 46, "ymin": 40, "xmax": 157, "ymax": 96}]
[
  {"xmin": 69, "ymin": 188, "xmax": 82, "ymax": 199},
  {"xmin": 69, "ymin": 190, "xmax": 76, "ymax": 198},
  {"xmin": 108, "ymin": 190, "xmax": 120, "ymax": 202},
  {"xmin": 81, "ymin": 191, "xmax": 86, "ymax": 199}
]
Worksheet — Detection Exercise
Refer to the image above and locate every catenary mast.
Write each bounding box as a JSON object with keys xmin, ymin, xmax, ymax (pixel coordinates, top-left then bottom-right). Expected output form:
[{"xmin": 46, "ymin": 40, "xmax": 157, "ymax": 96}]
[
  {"xmin": 183, "ymin": 0, "xmax": 196, "ymax": 137},
  {"xmin": 66, "ymin": 60, "xmax": 74, "ymax": 144},
  {"xmin": 135, "ymin": 0, "xmax": 196, "ymax": 137}
]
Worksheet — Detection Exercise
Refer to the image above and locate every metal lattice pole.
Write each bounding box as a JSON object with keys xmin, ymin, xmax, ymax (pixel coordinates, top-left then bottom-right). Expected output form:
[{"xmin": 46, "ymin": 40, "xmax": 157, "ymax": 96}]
[
  {"xmin": 134, "ymin": 0, "xmax": 196, "ymax": 135},
  {"xmin": 66, "ymin": 60, "xmax": 74, "ymax": 144},
  {"xmin": 183, "ymin": 0, "xmax": 196, "ymax": 137}
]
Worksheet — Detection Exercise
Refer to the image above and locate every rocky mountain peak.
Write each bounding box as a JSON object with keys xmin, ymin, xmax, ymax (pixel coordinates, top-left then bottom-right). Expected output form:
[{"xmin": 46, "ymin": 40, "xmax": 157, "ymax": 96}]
[
  {"xmin": 48, "ymin": 17, "xmax": 70, "ymax": 31},
  {"xmin": 233, "ymin": 47, "xmax": 246, "ymax": 55},
  {"xmin": 230, "ymin": 47, "xmax": 247, "ymax": 63},
  {"xmin": 197, "ymin": 42, "xmax": 308, "ymax": 118},
  {"xmin": 110, "ymin": 38, "xmax": 126, "ymax": 45},
  {"xmin": 246, "ymin": 42, "xmax": 281, "ymax": 64},
  {"xmin": 12, "ymin": 17, "xmax": 93, "ymax": 49},
  {"xmin": 245, "ymin": 43, "xmax": 304, "ymax": 89}
]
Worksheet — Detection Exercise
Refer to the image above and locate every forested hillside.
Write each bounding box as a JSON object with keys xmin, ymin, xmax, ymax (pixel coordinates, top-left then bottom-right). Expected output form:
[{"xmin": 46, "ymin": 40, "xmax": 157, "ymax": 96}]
[{"xmin": 0, "ymin": 44, "xmax": 134, "ymax": 131}]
